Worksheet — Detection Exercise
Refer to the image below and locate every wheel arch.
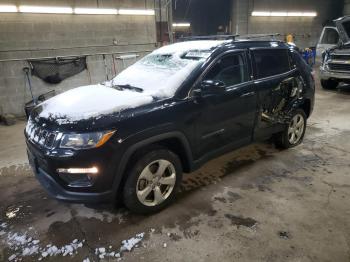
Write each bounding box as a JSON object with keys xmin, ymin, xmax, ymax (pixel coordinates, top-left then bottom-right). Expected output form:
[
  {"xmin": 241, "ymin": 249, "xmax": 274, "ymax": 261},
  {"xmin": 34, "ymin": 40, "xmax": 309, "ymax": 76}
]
[
  {"xmin": 111, "ymin": 132, "xmax": 194, "ymax": 201},
  {"xmin": 300, "ymin": 98, "xmax": 312, "ymax": 118}
]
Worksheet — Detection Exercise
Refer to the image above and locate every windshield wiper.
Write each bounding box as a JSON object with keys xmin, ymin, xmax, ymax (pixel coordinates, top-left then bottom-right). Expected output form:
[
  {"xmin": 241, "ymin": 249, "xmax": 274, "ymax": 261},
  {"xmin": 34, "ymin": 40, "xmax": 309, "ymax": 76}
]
[{"xmin": 112, "ymin": 84, "xmax": 143, "ymax": 93}]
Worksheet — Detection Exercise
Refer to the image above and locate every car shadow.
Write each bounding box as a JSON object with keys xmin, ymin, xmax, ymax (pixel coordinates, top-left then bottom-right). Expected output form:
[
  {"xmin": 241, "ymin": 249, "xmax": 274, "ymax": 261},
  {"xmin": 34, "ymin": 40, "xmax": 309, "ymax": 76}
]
[
  {"xmin": 338, "ymin": 84, "xmax": 350, "ymax": 94},
  {"xmin": 321, "ymin": 83, "xmax": 350, "ymax": 95}
]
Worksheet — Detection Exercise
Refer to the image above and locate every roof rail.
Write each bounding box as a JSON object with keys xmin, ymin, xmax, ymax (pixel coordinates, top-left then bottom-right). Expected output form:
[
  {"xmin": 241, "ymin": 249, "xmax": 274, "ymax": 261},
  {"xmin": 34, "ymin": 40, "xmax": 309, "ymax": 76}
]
[
  {"xmin": 237, "ymin": 33, "xmax": 281, "ymax": 40},
  {"xmin": 179, "ymin": 34, "xmax": 239, "ymax": 42}
]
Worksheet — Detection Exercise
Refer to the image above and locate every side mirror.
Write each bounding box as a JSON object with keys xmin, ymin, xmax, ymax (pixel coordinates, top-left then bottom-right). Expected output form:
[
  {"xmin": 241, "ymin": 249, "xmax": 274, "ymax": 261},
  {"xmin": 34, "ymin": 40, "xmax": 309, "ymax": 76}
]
[{"xmin": 200, "ymin": 80, "xmax": 226, "ymax": 95}]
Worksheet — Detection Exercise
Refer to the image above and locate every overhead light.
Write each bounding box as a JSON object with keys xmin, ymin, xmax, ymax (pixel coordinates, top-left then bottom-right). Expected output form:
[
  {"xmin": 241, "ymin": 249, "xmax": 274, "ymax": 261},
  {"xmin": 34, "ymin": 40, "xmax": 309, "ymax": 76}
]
[
  {"xmin": 270, "ymin": 12, "xmax": 287, "ymax": 16},
  {"xmin": 252, "ymin": 11, "xmax": 317, "ymax": 17},
  {"xmin": 57, "ymin": 167, "xmax": 99, "ymax": 174},
  {"xmin": 251, "ymin": 11, "xmax": 270, "ymax": 16},
  {"xmin": 74, "ymin": 8, "xmax": 117, "ymax": 15},
  {"xmin": 300, "ymin": 12, "xmax": 317, "ymax": 17},
  {"xmin": 173, "ymin": 23, "xmax": 191, "ymax": 27},
  {"xmin": 19, "ymin": 5, "xmax": 73, "ymax": 14},
  {"xmin": 118, "ymin": 9, "xmax": 155, "ymax": 15},
  {"xmin": 0, "ymin": 5, "xmax": 17, "ymax": 13},
  {"xmin": 287, "ymin": 12, "xmax": 303, "ymax": 17}
]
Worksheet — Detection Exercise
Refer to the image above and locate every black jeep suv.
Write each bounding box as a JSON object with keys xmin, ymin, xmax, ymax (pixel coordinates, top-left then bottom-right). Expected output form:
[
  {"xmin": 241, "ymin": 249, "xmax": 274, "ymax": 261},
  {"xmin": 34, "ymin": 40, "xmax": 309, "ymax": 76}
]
[{"xmin": 25, "ymin": 38, "xmax": 315, "ymax": 214}]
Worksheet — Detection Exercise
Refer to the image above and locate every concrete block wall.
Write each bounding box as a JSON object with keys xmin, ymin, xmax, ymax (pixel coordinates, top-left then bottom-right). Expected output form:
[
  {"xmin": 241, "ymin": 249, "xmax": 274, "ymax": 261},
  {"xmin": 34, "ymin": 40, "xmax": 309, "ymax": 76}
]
[
  {"xmin": 0, "ymin": 0, "xmax": 157, "ymax": 116},
  {"xmin": 231, "ymin": 0, "xmax": 343, "ymax": 48},
  {"xmin": 344, "ymin": 0, "xmax": 350, "ymax": 15}
]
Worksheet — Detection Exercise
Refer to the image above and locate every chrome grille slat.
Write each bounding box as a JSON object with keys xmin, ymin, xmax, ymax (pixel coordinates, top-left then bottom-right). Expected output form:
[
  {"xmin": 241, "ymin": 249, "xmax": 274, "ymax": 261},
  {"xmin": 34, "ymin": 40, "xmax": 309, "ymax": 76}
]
[
  {"xmin": 330, "ymin": 54, "xmax": 350, "ymax": 60},
  {"xmin": 25, "ymin": 119, "xmax": 57, "ymax": 149},
  {"xmin": 328, "ymin": 63, "xmax": 350, "ymax": 72}
]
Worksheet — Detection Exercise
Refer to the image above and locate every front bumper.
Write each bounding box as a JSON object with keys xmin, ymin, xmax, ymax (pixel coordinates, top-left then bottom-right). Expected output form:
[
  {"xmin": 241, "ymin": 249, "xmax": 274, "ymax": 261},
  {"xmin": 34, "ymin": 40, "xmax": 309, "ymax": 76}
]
[
  {"xmin": 320, "ymin": 66, "xmax": 350, "ymax": 81},
  {"xmin": 26, "ymin": 140, "xmax": 118, "ymax": 204},
  {"xmin": 34, "ymin": 164, "xmax": 112, "ymax": 203}
]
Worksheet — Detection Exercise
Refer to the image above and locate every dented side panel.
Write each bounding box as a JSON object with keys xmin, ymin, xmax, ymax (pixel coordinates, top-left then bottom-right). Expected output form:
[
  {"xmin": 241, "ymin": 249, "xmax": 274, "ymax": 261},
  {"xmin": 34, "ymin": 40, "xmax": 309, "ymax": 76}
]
[{"xmin": 253, "ymin": 70, "xmax": 306, "ymax": 139}]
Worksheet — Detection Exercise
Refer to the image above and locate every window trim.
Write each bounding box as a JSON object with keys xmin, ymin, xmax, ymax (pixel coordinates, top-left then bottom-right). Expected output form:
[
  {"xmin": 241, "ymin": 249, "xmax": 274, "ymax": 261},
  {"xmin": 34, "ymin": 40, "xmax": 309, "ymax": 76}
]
[
  {"xmin": 189, "ymin": 49, "xmax": 250, "ymax": 97},
  {"xmin": 251, "ymin": 47, "xmax": 291, "ymax": 80},
  {"xmin": 253, "ymin": 68, "xmax": 298, "ymax": 84}
]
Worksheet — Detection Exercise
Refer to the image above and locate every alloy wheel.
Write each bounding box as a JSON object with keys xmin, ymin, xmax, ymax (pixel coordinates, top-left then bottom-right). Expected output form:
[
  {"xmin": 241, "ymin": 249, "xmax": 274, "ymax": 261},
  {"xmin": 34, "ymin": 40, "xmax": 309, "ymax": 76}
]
[
  {"xmin": 288, "ymin": 114, "xmax": 305, "ymax": 145},
  {"xmin": 136, "ymin": 159, "xmax": 176, "ymax": 207}
]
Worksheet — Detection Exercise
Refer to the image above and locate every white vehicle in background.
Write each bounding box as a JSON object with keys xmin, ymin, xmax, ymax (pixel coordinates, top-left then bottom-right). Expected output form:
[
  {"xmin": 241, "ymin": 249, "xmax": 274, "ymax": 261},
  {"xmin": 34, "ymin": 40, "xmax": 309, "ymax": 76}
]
[
  {"xmin": 320, "ymin": 16, "xmax": 350, "ymax": 89},
  {"xmin": 316, "ymin": 26, "xmax": 339, "ymax": 64}
]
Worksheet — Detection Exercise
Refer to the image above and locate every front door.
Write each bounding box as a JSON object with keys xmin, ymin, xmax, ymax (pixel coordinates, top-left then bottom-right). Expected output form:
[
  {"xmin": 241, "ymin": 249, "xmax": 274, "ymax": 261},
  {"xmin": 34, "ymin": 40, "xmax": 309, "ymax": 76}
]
[
  {"xmin": 316, "ymin": 26, "xmax": 339, "ymax": 64},
  {"xmin": 195, "ymin": 51, "xmax": 257, "ymax": 157}
]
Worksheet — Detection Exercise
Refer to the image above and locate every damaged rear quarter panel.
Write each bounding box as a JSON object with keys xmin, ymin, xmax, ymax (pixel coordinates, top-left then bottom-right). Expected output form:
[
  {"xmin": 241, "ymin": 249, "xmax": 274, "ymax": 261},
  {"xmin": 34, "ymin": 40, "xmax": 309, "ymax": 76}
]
[{"xmin": 253, "ymin": 70, "xmax": 308, "ymax": 139}]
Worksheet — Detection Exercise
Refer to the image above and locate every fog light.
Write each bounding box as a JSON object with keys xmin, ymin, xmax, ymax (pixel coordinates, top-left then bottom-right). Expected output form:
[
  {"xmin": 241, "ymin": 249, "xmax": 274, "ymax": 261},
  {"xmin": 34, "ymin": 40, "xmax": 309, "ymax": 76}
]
[{"xmin": 57, "ymin": 167, "xmax": 98, "ymax": 174}]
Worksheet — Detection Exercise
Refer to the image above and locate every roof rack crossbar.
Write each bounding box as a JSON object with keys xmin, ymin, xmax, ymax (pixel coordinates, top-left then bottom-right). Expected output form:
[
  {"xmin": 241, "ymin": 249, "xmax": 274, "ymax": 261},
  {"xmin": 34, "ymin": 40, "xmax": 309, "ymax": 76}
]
[
  {"xmin": 237, "ymin": 33, "xmax": 281, "ymax": 40},
  {"xmin": 180, "ymin": 34, "xmax": 239, "ymax": 42}
]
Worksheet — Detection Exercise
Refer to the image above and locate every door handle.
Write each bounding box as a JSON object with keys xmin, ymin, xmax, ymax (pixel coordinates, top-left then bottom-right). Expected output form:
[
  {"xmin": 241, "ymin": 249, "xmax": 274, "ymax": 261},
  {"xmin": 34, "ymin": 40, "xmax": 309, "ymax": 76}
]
[{"xmin": 240, "ymin": 92, "xmax": 256, "ymax": 98}]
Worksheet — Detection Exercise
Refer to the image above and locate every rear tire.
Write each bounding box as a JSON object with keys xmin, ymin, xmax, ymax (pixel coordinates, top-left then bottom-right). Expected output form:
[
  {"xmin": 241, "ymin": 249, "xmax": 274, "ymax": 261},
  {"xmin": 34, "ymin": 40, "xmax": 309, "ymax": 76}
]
[
  {"xmin": 274, "ymin": 109, "xmax": 307, "ymax": 149},
  {"xmin": 123, "ymin": 148, "xmax": 182, "ymax": 214},
  {"xmin": 321, "ymin": 79, "xmax": 338, "ymax": 90}
]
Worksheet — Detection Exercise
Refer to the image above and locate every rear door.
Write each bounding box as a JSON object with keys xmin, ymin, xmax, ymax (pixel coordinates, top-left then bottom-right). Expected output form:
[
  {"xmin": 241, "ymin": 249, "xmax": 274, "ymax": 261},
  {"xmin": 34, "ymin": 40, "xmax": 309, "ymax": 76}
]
[{"xmin": 251, "ymin": 48, "xmax": 302, "ymax": 139}]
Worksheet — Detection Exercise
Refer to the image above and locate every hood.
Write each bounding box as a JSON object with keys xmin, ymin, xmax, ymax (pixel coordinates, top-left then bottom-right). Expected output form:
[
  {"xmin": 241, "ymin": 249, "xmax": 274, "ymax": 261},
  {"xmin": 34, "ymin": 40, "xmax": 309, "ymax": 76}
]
[
  {"xmin": 335, "ymin": 16, "xmax": 350, "ymax": 45},
  {"xmin": 36, "ymin": 84, "xmax": 154, "ymax": 124}
]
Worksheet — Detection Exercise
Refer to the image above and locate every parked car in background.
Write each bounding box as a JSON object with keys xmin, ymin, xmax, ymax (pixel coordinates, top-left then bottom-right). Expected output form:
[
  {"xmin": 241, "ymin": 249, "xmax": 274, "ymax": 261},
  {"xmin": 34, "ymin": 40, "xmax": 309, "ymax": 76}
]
[
  {"xmin": 25, "ymin": 37, "xmax": 315, "ymax": 214},
  {"xmin": 320, "ymin": 16, "xmax": 350, "ymax": 89},
  {"xmin": 316, "ymin": 25, "xmax": 339, "ymax": 65}
]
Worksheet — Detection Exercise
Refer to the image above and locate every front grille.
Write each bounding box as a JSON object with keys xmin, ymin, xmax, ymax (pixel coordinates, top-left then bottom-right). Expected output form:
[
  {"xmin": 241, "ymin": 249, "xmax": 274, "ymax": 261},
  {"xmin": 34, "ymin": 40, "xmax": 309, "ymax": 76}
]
[
  {"xmin": 25, "ymin": 119, "xmax": 57, "ymax": 149},
  {"xmin": 330, "ymin": 54, "xmax": 350, "ymax": 60},
  {"xmin": 328, "ymin": 63, "xmax": 350, "ymax": 72}
]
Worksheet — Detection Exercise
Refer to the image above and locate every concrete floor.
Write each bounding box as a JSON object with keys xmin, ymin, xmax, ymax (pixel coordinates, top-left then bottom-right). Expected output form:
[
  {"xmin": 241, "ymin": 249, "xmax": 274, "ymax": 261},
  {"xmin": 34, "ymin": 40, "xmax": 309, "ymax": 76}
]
[{"xmin": 0, "ymin": 75, "xmax": 350, "ymax": 262}]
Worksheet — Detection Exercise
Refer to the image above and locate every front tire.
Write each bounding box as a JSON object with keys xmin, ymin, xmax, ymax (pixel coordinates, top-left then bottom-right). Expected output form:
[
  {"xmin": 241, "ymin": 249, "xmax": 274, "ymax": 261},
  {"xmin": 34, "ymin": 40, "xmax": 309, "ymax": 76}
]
[
  {"xmin": 275, "ymin": 109, "xmax": 307, "ymax": 149},
  {"xmin": 123, "ymin": 148, "xmax": 183, "ymax": 214},
  {"xmin": 321, "ymin": 79, "xmax": 338, "ymax": 90}
]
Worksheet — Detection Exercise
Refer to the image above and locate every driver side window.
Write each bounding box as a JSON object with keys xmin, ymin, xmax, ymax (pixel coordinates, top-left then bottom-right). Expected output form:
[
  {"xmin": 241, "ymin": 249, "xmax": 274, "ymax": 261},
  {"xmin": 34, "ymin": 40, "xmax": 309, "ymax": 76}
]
[{"xmin": 204, "ymin": 53, "xmax": 248, "ymax": 87}]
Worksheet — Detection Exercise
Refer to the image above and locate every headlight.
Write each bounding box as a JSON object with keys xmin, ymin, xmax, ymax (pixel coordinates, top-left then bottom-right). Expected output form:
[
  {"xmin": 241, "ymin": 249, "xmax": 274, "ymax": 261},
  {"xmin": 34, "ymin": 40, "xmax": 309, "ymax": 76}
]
[
  {"xmin": 60, "ymin": 131, "xmax": 115, "ymax": 149},
  {"xmin": 322, "ymin": 52, "xmax": 330, "ymax": 66}
]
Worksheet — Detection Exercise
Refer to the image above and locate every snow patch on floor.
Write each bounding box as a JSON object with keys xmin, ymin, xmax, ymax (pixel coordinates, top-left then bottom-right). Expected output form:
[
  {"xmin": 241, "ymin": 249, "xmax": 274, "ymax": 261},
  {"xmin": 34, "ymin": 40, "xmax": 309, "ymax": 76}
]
[
  {"xmin": 5, "ymin": 206, "xmax": 21, "ymax": 219},
  {"xmin": 1, "ymin": 222, "xmax": 145, "ymax": 262},
  {"xmin": 94, "ymin": 232, "xmax": 145, "ymax": 260},
  {"xmin": 120, "ymin": 232, "xmax": 144, "ymax": 252},
  {"xmin": 2, "ymin": 229, "xmax": 84, "ymax": 261}
]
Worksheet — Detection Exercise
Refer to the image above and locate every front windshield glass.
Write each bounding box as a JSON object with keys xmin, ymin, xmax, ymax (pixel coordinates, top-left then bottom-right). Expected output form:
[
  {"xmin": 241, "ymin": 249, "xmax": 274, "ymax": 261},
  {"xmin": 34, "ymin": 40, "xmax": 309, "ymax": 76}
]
[
  {"xmin": 342, "ymin": 21, "xmax": 350, "ymax": 41},
  {"xmin": 111, "ymin": 50, "xmax": 211, "ymax": 99}
]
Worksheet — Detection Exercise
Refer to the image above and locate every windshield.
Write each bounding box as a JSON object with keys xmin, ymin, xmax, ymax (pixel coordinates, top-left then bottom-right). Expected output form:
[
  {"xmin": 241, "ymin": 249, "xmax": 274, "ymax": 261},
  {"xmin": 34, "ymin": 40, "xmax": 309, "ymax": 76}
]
[{"xmin": 111, "ymin": 50, "xmax": 211, "ymax": 99}]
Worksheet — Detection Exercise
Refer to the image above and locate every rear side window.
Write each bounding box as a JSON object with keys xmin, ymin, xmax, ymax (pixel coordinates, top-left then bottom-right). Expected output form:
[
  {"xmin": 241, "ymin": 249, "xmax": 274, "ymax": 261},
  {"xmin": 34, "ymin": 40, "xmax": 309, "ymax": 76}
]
[
  {"xmin": 289, "ymin": 50, "xmax": 311, "ymax": 72},
  {"xmin": 253, "ymin": 49, "xmax": 290, "ymax": 79}
]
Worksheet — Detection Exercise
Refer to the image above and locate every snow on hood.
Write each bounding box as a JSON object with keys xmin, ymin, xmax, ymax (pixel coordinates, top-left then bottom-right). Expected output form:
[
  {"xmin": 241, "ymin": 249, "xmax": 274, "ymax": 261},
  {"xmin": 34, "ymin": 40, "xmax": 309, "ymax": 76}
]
[
  {"xmin": 38, "ymin": 85, "xmax": 153, "ymax": 123},
  {"xmin": 37, "ymin": 40, "xmax": 226, "ymax": 123}
]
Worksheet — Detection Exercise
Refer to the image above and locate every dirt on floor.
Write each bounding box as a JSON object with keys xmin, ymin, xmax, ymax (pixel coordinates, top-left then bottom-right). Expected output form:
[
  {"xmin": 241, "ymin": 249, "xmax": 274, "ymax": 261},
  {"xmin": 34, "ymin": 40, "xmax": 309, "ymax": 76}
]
[{"xmin": 0, "ymin": 76, "xmax": 349, "ymax": 262}]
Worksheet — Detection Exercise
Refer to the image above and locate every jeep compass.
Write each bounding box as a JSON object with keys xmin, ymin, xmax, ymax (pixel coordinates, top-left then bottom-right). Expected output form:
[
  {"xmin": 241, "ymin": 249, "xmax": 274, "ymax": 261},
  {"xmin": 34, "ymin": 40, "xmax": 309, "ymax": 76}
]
[{"xmin": 25, "ymin": 37, "xmax": 315, "ymax": 214}]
